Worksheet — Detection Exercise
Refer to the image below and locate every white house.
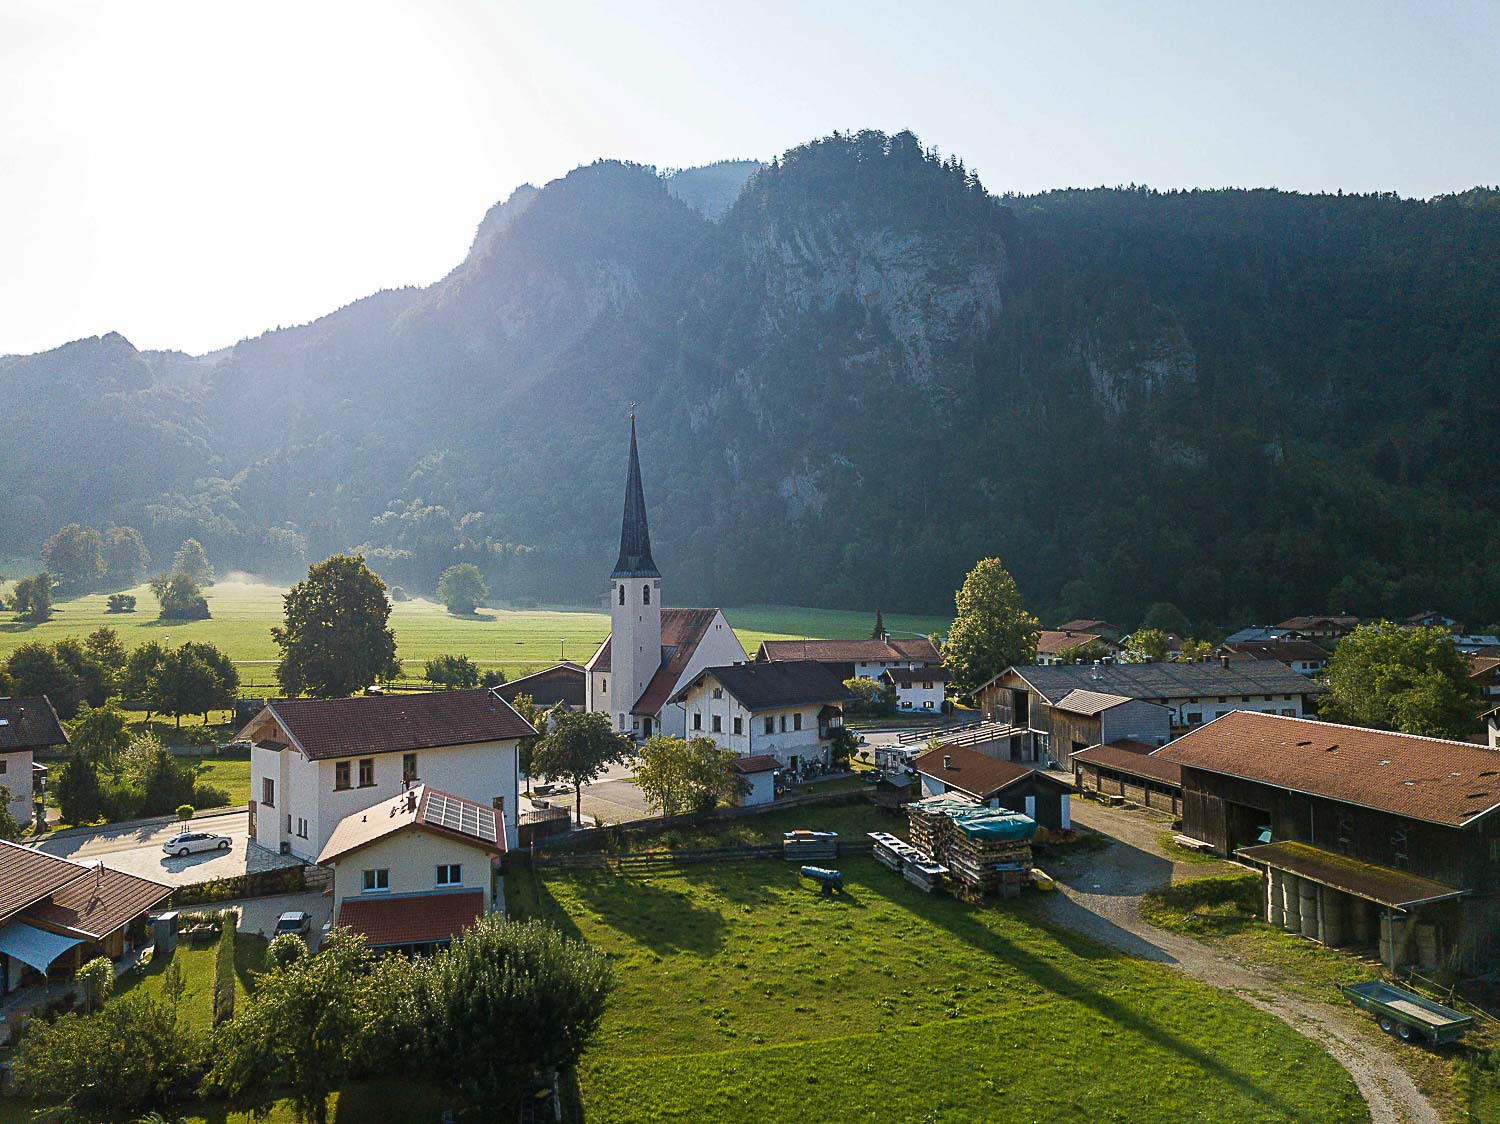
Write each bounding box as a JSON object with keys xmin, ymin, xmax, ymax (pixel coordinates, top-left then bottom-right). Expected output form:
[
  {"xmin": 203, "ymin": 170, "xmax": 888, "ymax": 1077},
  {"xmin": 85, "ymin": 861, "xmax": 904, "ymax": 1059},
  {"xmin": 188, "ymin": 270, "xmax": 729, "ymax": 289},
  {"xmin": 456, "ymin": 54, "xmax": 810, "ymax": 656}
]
[
  {"xmin": 0, "ymin": 697, "xmax": 67, "ymax": 827},
  {"xmin": 241, "ymin": 688, "xmax": 533, "ymax": 863},
  {"xmin": 881, "ymin": 665, "xmax": 948, "ymax": 712},
  {"xmin": 731, "ymin": 754, "xmax": 779, "ymax": 806},
  {"xmin": 317, "ymin": 785, "xmax": 505, "ymax": 953},
  {"xmin": 584, "ymin": 418, "xmax": 747, "ymax": 740},
  {"xmin": 672, "ymin": 660, "xmax": 855, "ymax": 771}
]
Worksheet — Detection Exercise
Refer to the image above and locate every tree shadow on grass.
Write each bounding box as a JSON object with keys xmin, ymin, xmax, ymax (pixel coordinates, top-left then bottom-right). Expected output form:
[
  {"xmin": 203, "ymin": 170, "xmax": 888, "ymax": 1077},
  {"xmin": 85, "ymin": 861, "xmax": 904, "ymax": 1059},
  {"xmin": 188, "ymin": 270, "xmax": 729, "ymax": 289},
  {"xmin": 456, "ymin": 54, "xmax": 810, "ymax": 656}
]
[
  {"xmin": 554, "ymin": 868, "xmax": 727, "ymax": 956},
  {"xmin": 854, "ymin": 861, "xmax": 1314, "ymax": 1120}
]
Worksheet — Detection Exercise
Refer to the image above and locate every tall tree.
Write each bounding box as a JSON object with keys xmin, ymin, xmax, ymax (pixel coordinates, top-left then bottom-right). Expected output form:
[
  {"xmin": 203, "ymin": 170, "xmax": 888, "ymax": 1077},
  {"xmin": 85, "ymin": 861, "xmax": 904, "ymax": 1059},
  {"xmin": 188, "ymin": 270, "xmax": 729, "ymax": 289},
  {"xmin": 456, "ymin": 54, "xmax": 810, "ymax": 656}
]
[
  {"xmin": 53, "ymin": 637, "xmax": 111, "ymax": 707},
  {"xmin": 10, "ymin": 572, "xmax": 54, "ymax": 622},
  {"xmin": 122, "ymin": 640, "xmax": 168, "ymax": 717},
  {"xmin": 102, "ymin": 525, "xmax": 151, "ymax": 588},
  {"xmin": 531, "ymin": 709, "xmax": 631, "ymax": 824},
  {"xmin": 154, "ymin": 642, "xmax": 239, "ymax": 726},
  {"xmin": 1322, "ymin": 623, "xmax": 1476, "ymax": 738},
  {"xmin": 942, "ymin": 557, "xmax": 1040, "ymax": 698},
  {"xmin": 172, "ymin": 538, "xmax": 215, "ymax": 585},
  {"xmin": 84, "ymin": 626, "xmax": 128, "ymax": 693},
  {"xmin": 421, "ymin": 916, "xmax": 612, "ymax": 1119},
  {"xmin": 506, "ymin": 692, "xmax": 550, "ymax": 795},
  {"xmin": 436, "ymin": 562, "xmax": 488, "ymax": 615},
  {"xmin": 273, "ymin": 554, "xmax": 400, "ymax": 699},
  {"xmin": 871, "ymin": 608, "xmax": 886, "ymax": 639},
  {"xmin": 5, "ymin": 641, "xmax": 83, "ymax": 718},
  {"xmin": 41, "ymin": 524, "xmax": 104, "ymax": 593}
]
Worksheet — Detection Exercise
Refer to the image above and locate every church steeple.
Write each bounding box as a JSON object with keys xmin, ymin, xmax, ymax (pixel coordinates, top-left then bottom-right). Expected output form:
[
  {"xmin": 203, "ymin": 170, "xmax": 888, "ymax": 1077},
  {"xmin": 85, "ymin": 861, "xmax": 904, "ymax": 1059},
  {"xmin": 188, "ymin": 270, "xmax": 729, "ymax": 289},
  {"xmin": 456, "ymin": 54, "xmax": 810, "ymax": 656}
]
[{"xmin": 611, "ymin": 414, "xmax": 661, "ymax": 579}]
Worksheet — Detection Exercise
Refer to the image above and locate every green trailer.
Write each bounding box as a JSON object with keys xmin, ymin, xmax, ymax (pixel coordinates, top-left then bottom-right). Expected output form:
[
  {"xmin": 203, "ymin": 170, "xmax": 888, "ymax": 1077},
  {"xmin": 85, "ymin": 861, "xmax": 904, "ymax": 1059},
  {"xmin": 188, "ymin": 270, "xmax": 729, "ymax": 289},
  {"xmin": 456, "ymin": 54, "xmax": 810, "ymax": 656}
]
[{"xmin": 1340, "ymin": 980, "xmax": 1473, "ymax": 1045}]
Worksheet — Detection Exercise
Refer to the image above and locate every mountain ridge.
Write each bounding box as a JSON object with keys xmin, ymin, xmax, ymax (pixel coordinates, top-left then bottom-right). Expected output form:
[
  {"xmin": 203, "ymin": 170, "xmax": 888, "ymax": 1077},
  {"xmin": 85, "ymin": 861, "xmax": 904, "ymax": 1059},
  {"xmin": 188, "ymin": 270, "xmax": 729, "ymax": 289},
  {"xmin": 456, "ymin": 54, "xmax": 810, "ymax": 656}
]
[{"xmin": 4, "ymin": 131, "xmax": 1498, "ymax": 629}]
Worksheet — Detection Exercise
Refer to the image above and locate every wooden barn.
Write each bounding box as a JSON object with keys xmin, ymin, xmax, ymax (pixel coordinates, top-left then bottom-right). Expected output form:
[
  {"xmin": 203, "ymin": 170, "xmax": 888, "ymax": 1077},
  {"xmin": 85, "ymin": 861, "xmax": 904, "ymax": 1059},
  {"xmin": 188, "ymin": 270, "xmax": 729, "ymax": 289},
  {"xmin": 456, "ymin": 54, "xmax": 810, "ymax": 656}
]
[
  {"xmin": 1162, "ymin": 710, "xmax": 1500, "ymax": 972},
  {"xmin": 1070, "ymin": 741, "xmax": 1184, "ymax": 815}
]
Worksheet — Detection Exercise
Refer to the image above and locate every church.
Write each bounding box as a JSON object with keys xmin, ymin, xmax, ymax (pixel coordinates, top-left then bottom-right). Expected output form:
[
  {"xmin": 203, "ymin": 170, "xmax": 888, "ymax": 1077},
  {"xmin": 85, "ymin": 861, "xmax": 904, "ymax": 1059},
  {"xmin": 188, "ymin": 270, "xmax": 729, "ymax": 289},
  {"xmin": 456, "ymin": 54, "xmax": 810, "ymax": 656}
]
[{"xmin": 585, "ymin": 419, "xmax": 747, "ymax": 739}]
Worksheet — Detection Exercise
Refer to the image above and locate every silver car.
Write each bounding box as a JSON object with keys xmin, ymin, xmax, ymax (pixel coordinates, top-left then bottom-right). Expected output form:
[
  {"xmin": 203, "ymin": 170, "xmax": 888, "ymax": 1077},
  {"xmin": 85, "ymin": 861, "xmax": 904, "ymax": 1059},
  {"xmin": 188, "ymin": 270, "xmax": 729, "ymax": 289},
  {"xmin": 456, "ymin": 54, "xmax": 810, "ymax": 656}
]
[{"xmin": 162, "ymin": 831, "xmax": 232, "ymax": 857}]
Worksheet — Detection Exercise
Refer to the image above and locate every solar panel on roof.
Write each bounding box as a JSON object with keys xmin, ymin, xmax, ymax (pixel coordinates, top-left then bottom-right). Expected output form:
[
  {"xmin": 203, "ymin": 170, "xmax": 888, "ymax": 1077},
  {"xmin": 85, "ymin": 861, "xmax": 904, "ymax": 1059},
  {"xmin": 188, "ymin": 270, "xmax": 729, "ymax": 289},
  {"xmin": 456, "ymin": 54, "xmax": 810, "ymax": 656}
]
[{"xmin": 422, "ymin": 792, "xmax": 497, "ymax": 844}]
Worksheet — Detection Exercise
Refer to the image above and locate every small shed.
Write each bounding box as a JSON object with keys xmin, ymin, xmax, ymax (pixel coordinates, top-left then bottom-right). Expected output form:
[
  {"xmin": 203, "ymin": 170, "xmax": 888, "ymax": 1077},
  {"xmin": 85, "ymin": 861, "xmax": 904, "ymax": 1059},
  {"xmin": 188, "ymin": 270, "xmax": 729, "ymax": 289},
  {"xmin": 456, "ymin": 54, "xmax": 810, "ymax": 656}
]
[
  {"xmin": 914, "ymin": 745, "xmax": 1074, "ymax": 831},
  {"xmin": 1069, "ymin": 740, "xmax": 1184, "ymax": 814},
  {"xmin": 732, "ymin": 754, "xmax": 780, "ymax": 806}
]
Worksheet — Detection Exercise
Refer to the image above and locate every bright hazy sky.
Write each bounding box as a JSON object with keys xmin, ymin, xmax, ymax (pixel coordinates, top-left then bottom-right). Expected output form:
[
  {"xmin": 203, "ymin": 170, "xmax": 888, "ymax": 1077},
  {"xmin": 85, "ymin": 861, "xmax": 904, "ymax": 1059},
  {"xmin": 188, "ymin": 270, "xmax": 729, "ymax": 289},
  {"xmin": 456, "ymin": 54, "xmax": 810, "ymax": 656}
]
[{"xmin": 3, "ymin": 0, "xmax": 1497, "ymax": 357}]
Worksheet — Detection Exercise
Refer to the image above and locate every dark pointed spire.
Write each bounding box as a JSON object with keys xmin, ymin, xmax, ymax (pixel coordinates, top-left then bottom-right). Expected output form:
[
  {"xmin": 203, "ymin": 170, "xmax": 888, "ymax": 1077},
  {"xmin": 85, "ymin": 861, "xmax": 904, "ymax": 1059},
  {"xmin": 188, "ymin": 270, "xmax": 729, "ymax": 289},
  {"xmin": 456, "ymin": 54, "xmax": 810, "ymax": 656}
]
[{"xmin": 611, "ymin": 413, "xmax": 660, "ymax": 579}]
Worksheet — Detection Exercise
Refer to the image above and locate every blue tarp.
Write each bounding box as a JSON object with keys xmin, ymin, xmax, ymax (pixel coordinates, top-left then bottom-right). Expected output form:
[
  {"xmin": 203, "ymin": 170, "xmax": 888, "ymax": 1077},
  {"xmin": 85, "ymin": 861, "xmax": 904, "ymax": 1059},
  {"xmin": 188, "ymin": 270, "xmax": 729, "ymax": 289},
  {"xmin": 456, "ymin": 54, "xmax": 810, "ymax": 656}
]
[{"xmin": 0, "ymin": 921, "xmax": 82, "ymax": 974}]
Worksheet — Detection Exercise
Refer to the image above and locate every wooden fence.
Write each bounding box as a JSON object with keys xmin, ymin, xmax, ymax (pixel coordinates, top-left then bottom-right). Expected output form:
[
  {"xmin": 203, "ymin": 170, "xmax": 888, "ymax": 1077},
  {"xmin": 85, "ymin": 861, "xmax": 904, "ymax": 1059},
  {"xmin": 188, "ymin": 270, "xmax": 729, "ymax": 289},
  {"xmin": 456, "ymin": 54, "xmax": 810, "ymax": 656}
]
[{"xmin": 533, "ymin": 840, "xmax": 873, "ymax": 871}]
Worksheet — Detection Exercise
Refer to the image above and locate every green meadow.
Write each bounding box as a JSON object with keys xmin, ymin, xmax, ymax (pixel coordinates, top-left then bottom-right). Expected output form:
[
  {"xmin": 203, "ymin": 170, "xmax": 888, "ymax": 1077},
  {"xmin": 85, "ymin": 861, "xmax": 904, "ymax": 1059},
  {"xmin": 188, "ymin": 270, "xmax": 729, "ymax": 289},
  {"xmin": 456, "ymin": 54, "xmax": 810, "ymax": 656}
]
[
  {"xmin": 517, "ymin": 804, "xmax": 1365, "ymax": 1124},
  {"xmin": 0, "ymin": 579, "xmax": 951, "ymax": 694}
]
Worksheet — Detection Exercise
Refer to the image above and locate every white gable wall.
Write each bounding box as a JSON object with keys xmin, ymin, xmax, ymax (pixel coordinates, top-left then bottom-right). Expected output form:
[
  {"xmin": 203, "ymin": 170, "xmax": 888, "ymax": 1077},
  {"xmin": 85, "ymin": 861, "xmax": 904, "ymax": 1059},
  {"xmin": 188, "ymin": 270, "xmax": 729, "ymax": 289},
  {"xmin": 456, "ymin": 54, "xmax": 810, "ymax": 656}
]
[
  {"xmin": 329, "ymin": 828, "xmax": 497, "ymax": 910},
  {"xmin": 0, "ymin": 750, "xmax": 33, "ymax": 825}
]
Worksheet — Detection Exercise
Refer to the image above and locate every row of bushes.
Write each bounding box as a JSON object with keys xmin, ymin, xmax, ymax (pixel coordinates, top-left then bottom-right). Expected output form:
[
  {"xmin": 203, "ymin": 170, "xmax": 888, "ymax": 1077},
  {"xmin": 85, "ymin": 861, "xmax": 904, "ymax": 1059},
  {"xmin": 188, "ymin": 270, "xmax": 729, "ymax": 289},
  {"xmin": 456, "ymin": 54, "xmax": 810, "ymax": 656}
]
[
  {"xmin": 211, "ymin": 917, "xmax": 236, "ymax": 1027},
  {"xmin": 56, "ymin": 741, "xmax": 230, "ymax": 827}
]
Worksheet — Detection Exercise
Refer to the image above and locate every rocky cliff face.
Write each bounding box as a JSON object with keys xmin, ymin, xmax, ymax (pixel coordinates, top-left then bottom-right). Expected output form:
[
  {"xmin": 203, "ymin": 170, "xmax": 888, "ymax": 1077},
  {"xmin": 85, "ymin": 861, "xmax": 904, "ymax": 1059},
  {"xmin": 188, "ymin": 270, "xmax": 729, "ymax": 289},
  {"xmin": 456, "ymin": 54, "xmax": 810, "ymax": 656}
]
[{"xmin": 4, "ymin": 133, "xmax": 1499, "ymax": 626}]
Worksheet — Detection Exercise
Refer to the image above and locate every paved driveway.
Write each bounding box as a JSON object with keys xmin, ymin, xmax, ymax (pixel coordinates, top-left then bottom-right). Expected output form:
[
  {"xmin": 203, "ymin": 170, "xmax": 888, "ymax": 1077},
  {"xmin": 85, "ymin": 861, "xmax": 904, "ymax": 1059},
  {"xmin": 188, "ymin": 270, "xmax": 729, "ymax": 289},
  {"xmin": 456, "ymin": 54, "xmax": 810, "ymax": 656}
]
[{"xmin": 34, "ymin": 809, "xmax": 299, "ymax": 888}]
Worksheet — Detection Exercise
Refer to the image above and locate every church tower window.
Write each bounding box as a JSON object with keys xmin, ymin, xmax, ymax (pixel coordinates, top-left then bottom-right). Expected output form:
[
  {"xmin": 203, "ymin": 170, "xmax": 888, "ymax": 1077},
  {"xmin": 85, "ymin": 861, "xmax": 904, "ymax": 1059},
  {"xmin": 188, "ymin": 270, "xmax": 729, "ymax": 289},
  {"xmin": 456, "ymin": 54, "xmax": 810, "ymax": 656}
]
[
  {"xmin": 619, "ymin": 585, "xmax": 625, "ymax": 605},
  {"xmin": 643, "ymin": 585, "xmax": 650, "ymax": 605}
]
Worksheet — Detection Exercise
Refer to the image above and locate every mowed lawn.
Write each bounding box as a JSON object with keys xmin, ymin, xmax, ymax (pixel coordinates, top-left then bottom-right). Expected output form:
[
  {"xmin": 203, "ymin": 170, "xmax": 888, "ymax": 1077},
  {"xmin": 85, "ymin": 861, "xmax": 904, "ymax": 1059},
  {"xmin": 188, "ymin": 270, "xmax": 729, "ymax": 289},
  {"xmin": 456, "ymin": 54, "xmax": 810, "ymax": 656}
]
[
  {"xmin": 524, "ymin": 806, "xmax": 1364, "ymax": 1124},
  {"xmin": 0, "ymin": 579, "xmax": 950, "ymax": 692}
]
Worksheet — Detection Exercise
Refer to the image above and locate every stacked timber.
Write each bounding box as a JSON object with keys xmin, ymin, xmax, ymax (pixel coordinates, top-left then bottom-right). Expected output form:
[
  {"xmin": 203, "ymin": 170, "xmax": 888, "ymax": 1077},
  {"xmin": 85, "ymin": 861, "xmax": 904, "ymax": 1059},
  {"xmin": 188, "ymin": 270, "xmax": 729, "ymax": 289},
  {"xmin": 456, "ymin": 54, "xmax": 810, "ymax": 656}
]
[
  {"xmin": 905, "ymin": 795, "xmax": 1036, "ymax": 901},
  {"xmin": 903, "ymin": 854, "xmax": 948, "ymax": 893},
  {"xmin": 783, "ymin": 830, "xmax": 838, "ymax": 863},
  {"xmin": 868, "ymin": 832, "xmax": 918, "ymax": 872}
]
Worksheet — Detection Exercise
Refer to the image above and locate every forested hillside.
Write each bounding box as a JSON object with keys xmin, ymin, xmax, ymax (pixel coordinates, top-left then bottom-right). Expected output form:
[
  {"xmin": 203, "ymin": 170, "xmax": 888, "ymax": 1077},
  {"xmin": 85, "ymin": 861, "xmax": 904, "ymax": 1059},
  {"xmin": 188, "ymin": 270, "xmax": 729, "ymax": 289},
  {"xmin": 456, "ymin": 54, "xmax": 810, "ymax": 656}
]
[{"xmin": 4, "ymin": 132, "xmax": 1498, "ymax": 628}]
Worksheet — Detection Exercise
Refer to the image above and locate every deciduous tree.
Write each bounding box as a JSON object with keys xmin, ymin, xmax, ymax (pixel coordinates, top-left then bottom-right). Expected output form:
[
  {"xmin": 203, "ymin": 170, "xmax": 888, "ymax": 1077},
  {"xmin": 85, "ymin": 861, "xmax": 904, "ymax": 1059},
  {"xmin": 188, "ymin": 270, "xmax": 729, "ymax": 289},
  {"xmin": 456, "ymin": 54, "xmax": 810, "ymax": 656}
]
[
  {"xmin": 10, "ymin": 572, "xmax": 54, "ymax": 622},
  {"xmin": 1323, "ymin": 623, "xmax": 1476, "ymax": 738},
  {"xmin": 273, "ymin": 555, "xmax": 400, "ymax": 699},
  {"xmin": 203, "ymin": 928, "xmax": 374, "ymax": 1124},
  {"xmin": 421, "ymin": 915, "xmax": 612, "ymax": 1119},
  {"xmin": 172, "ymin": 538, "xmax": 215, "ymax": 585},
  {"xmin": 70, "ymin": 702, "xmax": 132, "ymax": 761},
  {"xmin": 531, "ymin": 709, "xmax": 631, "ymax": 824},
  {"xmin": 942, "ymin": 557, "xmax": 1040, "ymax": 698},
  {"xmin": 436, "ymin": 562, "xmax": 488, "ymax": 615},
  {"xmin": 633, "ymin": 734, "xmax": 745, "ymax": 817},
  {"xmin": 5, "ymin": 641, "xmax": 82, "ymax": 718},
  {"xmin": 150, "ymin": 572, "xmax": 210, "ymax": 620},
  {"xmin": 425, "ymin": 653, "xmax": 480, "ymax": 689},
  {"xmin": 102, "ymin": 525, "xmax": 151, "ymax": 587},
  {"xmin": 41, "ymin": 524, "xmax": 104, "ymax": 593},
  {"xmin": 1124, "ymin": 628, "xmax": 1171, "ymax": 663}
]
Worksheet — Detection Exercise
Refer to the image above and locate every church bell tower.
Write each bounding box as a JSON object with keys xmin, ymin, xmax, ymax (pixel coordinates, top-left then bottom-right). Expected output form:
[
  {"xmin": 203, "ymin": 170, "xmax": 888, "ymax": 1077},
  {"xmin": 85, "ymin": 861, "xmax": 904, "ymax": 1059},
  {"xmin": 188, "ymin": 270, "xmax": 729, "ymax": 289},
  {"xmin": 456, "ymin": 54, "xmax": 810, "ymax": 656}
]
[{"xmin": 610, "ymin": 414, "xmax": 662, "ymax": 736}]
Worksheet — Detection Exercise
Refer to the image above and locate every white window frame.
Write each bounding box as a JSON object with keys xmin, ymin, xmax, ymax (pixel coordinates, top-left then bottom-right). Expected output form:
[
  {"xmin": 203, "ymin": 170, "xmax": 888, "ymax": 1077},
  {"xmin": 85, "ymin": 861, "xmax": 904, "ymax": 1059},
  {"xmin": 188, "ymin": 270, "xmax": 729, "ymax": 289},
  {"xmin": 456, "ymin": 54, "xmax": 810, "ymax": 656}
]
[
  {"xmin": 436, "ymin": 863, "xmax": 462, "ymax": 888},
  {"xmin": 362, "ymin": 868, "xmax": 390, "ymax": 894}
]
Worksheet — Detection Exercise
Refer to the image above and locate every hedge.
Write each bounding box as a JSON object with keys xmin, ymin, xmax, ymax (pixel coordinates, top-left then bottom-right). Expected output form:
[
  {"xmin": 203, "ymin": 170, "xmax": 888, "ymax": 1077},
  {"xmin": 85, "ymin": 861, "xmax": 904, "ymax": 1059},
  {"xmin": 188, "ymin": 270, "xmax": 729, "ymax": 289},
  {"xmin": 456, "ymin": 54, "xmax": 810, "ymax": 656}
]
[
  {"xmin": 172, "ymin": 864, "xmax": 305, "ymax": 907},
  {"xmin": 211, "ymin": 918, "xmax": 236, "ymax": 1026}
]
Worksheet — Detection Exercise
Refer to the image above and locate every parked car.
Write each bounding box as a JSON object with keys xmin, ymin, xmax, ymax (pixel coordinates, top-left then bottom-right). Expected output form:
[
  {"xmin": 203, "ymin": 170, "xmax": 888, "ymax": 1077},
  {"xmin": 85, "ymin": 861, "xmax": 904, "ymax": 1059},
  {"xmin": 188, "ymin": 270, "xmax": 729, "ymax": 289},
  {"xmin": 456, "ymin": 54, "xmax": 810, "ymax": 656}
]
[
  {"xmin": 274, "ymin": 911, "xmax": 312, "ymax": 938},
  {"xmin": 163, "ymin": 831, "xmax": 232, "ymax": 857}
]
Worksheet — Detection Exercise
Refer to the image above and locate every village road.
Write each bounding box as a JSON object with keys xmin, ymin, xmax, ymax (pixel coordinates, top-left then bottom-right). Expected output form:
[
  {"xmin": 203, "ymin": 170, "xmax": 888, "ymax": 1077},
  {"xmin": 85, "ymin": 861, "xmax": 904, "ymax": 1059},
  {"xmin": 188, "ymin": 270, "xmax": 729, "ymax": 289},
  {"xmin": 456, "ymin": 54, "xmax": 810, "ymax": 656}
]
[{"xmin": 1041, "ymin": 799, "xmax": 1440, "ymax": 1124}]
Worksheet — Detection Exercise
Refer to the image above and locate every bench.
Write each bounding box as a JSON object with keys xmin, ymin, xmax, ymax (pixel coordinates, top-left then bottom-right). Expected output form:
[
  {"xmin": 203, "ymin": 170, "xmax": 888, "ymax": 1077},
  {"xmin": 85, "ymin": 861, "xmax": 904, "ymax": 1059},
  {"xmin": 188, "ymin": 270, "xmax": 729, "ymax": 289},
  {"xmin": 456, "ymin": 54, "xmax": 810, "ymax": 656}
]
[{"xmin": 1172, "ymin": 834, "xmax": 1215, "ymax": 853}]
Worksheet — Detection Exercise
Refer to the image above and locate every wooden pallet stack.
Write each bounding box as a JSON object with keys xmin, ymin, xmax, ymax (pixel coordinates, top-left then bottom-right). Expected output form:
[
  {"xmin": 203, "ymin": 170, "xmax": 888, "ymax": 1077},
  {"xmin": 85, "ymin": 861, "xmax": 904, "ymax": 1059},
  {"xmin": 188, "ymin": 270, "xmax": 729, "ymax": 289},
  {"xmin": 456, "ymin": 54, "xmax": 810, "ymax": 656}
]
[
  {"xmin": 906, "ymin": 795, "xmax": 978, "ymax": 857},
  {"xmin": 867, "ymin": 831, "xmax": 948, "ymax": 893},
  {"xmin": 783, "ymin": 830, "xmax": 838, "ymax": 863}
]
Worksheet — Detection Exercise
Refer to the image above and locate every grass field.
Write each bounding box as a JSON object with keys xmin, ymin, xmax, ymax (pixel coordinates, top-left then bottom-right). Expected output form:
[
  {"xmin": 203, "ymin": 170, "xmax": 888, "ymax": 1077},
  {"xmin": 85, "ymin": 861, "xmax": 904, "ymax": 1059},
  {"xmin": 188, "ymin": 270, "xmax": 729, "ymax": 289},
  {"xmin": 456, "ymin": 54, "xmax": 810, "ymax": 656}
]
[
  {"xmin": 518, "ymin": 803, "xmax": 1366, "ymax": 1123},
  {"xmin": 0, "ymin": 579, "xmax": 951, "ymax": 693}
]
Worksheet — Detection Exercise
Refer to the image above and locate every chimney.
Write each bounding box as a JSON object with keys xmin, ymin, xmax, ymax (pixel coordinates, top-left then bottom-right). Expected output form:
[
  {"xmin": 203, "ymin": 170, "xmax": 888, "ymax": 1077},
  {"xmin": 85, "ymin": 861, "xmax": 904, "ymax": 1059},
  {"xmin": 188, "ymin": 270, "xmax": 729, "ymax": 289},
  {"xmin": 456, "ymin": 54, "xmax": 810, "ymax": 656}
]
[
  {"xmin": 944, "ymin": 754, "xmax": 953, "ymax": 770},
  {"xmin": 1221, "ymin": 656, "xmax": 1229, "ymax": 669}
]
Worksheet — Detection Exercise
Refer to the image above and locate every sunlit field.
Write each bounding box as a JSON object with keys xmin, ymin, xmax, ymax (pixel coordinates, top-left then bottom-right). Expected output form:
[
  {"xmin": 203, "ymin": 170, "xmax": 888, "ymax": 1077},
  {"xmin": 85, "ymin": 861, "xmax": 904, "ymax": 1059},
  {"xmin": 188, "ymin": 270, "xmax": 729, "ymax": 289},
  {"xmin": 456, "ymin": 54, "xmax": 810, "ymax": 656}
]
[{"xmin": 0, "ymin": 579, "xmax": 951, "ymax": 694}]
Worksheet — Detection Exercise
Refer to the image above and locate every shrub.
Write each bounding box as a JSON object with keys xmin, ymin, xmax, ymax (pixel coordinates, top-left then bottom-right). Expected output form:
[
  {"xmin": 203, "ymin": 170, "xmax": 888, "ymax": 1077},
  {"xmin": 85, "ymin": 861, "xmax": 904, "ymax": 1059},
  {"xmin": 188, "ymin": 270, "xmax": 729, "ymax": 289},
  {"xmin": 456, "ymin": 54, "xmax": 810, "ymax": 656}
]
[
  {"xmin": 193, "ymin": 783, "xmax": 232, "ymax": 810},
  {"xmin": 10, "ymin": 992, "xmax": 205, "ymax": 1119},
  {"xmin": 77, "ymin": 956, "xmax": 115, "ymax": 1012},
  {"xmin": 212, "ymin": 920, "xmax": 237, "ymax": 1026},
  {"xmin": 56, "ymin": 755, "xmax": 104, "ymax": 825},
  {"xmin": 265, "ymin": 932, "xmax": 308, "ymax": 970},
  {"xmin": 105, "ymin": 592, "xmax": 137, "ymax": 613},
  {"xmin": 98, "ymin": 778, "xmax": 147, "ymax": 824},
  {"xmin": 389, "ymin": 585, "xmax": 409, "ymax": 602}
]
